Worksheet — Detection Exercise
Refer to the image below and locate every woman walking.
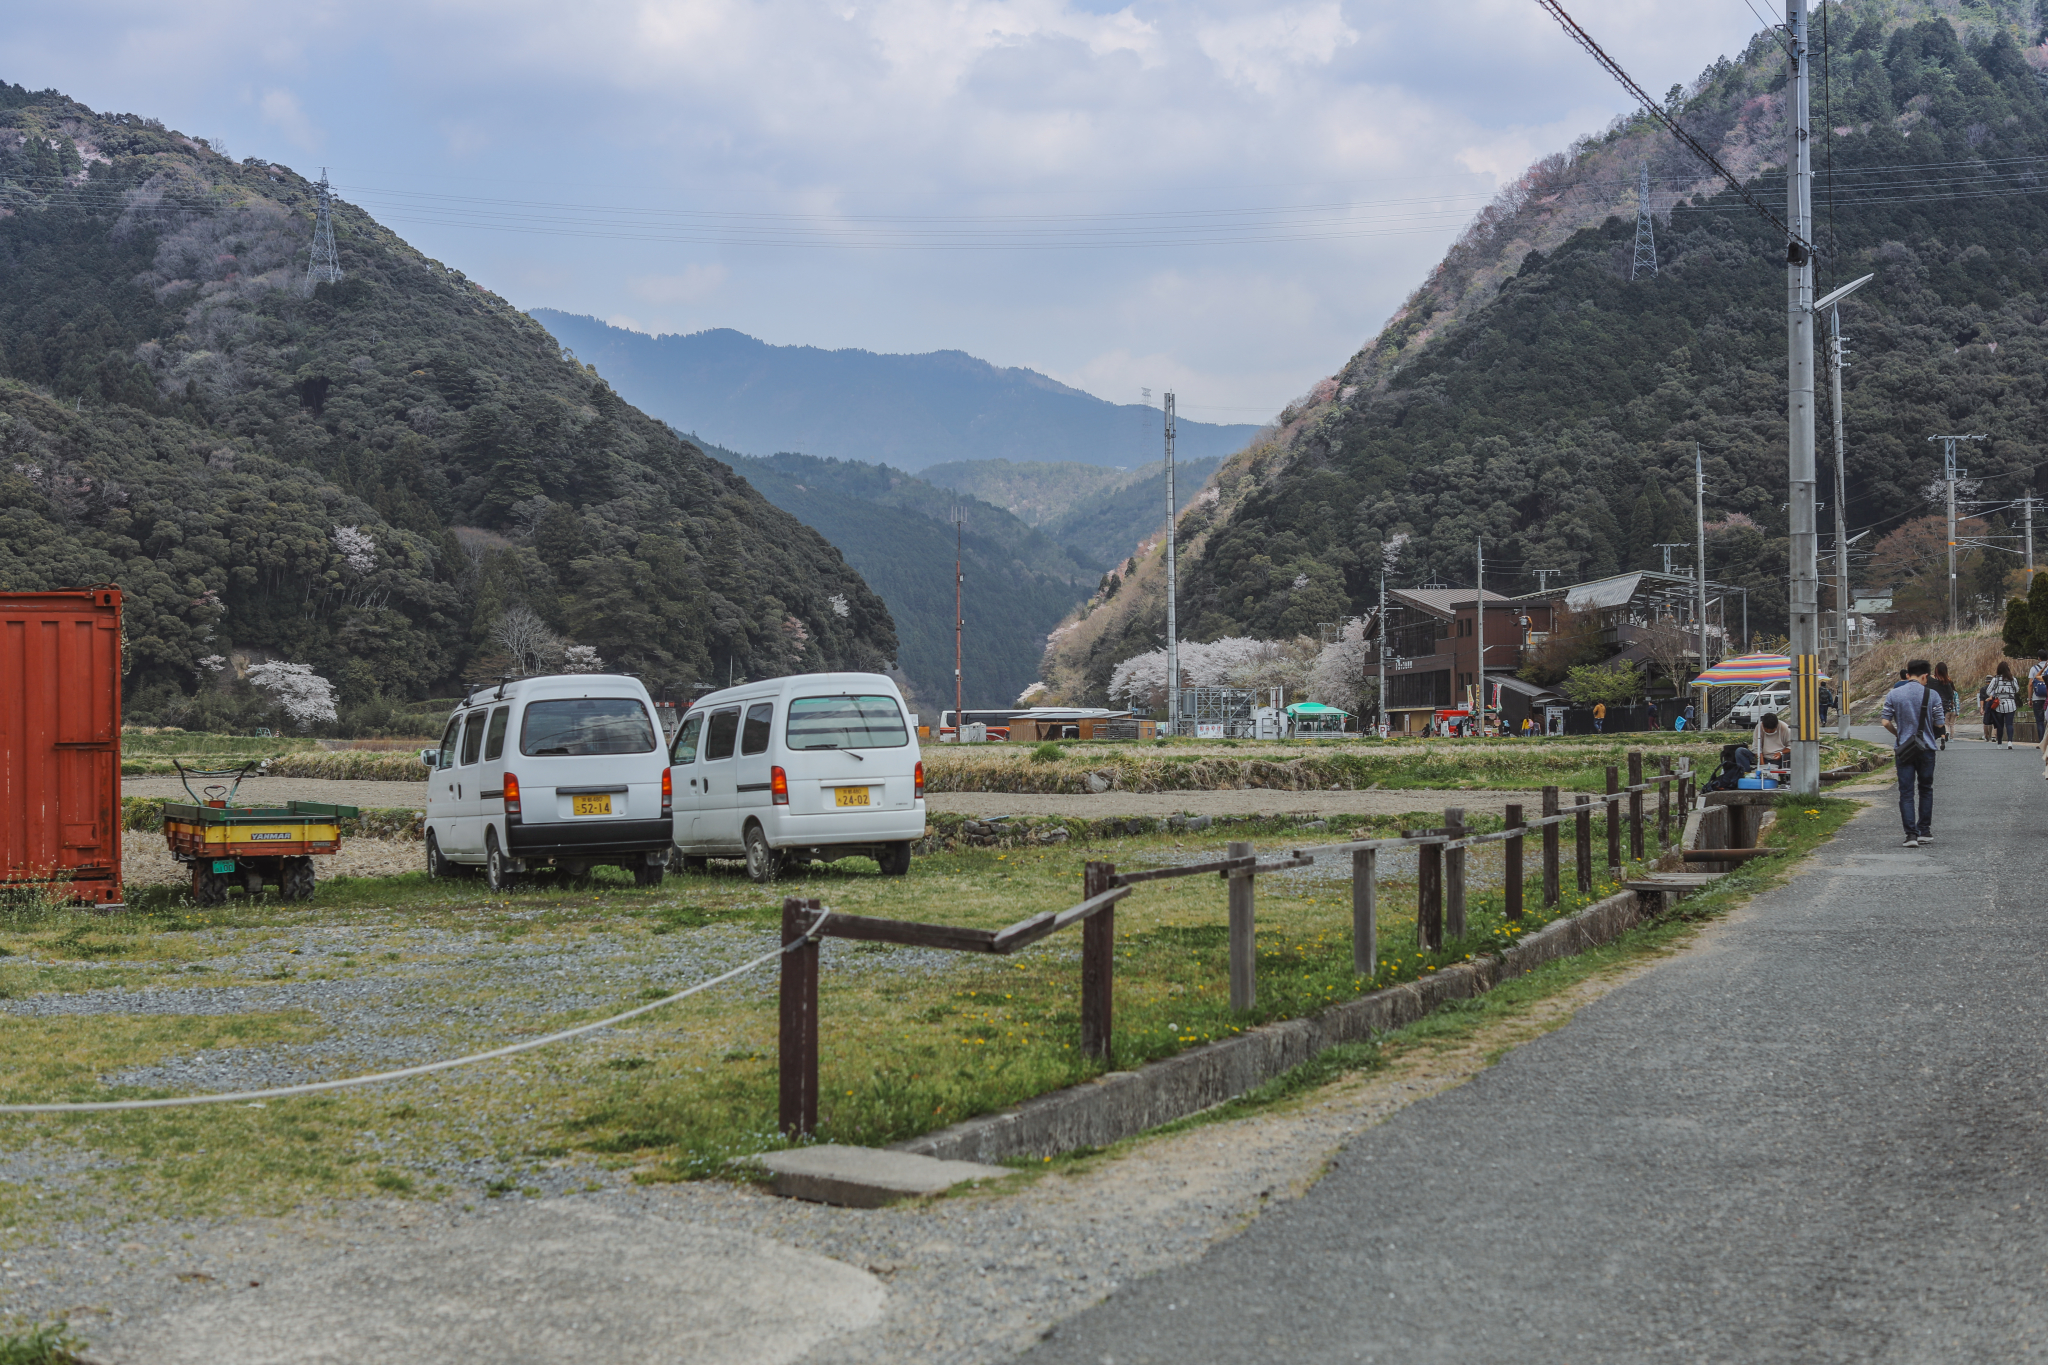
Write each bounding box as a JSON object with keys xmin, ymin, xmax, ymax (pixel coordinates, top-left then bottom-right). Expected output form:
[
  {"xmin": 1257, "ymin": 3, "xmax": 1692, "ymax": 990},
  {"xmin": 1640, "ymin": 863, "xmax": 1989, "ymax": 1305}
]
[
  {"xmin": 1931, "ymin": 663, "xmax": 1960, "ymax": 751},
  {"xmin": 1986, "ymin": 661, "xmax": 2021, "ymax": 748}
]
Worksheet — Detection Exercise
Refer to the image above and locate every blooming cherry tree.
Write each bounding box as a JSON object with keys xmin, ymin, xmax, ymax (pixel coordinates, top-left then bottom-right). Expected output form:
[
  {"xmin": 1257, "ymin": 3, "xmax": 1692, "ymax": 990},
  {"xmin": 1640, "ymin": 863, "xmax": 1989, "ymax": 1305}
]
[{"xmin": 246, "ymin": 661, "xmax": 339, "ymax": 729}]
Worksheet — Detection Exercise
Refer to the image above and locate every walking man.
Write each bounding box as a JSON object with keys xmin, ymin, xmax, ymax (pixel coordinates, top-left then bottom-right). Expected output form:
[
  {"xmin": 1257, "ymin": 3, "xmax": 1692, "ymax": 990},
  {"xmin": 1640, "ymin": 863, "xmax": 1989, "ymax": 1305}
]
[
  {"xmin": 2030, "ymin": 650, "xmax": 2048, "ymax": 739},
  {"xmin": 1881, "ymin": 658, "xmax": 1946, "ymax": 848},
  {"xmin": 1593, "ymin": 700, "xmax": 1606, "ymax": 734}
]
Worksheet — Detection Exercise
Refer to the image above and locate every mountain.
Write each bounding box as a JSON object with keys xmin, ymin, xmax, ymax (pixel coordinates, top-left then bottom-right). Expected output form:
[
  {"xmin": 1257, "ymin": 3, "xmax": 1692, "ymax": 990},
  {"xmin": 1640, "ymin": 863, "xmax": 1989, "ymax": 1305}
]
[
  {"xmin": 919, "ymin": 457, "xmax": 1225, "ymax": 571},
  {"xmin": 700, "ymin": 446, "xmax": 1092, "ymax": 711},
  {"xmin": 1040, "ymin": 0, "xmax": 2048, "ymax": 703},
  {"xmin": 0, "ymin": 83, "xmax": 896, "ymax": 726},
  {"xmin": 528, "ymin": 311, "xmax": 1262, "ymax": 472}
]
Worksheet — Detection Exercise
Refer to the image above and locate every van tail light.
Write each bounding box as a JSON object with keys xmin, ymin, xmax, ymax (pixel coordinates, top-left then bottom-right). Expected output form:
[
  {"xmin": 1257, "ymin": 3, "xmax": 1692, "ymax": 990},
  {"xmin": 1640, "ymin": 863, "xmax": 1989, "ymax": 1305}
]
[
  {"xmin": 503, "ymin": 772, "xmax": 521, "ymax": 821},
  {"xmin": 914, "ymin": 760, "xmax": 924, "ymax": 800},
  {"xmin": 661, "ymin": 768, "xmax": 673, "ymax": 817},
  {"xmin": 771, "ymin": 766, "xmax": 789, "ymax": 806}
]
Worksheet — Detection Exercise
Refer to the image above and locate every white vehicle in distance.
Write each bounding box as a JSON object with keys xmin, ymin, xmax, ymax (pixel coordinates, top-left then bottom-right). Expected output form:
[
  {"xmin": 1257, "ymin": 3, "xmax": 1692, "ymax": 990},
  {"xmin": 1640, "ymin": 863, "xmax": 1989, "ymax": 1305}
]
[
  {"xmin": 1723, "ymin": 688, "xmax": 1793, "ymax": 728},
  {"xmin": 420, "ymin": 674, "xmax": 673, "ymax": 892},
  {"xmin": 671, "ymin": 672, "xmax": 924, "ymax": 883}
]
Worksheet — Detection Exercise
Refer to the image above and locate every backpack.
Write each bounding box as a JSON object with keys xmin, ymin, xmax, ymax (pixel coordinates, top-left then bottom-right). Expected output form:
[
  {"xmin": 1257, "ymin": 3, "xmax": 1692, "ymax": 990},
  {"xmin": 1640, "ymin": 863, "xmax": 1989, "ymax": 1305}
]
[{"xmin": 1706, "ymin": 743, "xmax": 1753, "ymax": 792}]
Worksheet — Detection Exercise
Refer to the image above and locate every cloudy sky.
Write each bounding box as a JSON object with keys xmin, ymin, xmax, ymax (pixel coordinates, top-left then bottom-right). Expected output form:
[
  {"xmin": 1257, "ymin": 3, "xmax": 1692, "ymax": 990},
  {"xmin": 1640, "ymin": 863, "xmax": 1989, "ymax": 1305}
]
[{"xmin": 18, "ymin": 1, "xmax": 1764, "ymax": 419}]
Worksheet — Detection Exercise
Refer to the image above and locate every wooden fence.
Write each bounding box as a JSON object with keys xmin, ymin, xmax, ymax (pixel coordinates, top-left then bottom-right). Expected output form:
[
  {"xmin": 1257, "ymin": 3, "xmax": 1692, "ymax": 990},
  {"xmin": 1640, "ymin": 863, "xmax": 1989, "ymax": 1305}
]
[{"xmin": 777, "ymin": 754, "xmax": 1694, "ymax": 1138}]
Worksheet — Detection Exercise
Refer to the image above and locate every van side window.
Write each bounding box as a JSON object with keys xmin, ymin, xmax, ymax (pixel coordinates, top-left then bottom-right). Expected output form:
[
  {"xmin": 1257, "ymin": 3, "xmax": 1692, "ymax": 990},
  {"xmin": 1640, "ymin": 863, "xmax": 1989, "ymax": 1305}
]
[
  {"xmin": 672, "ymin": 713, "xmax": 703, "ymax": 764},
  {"xmin": 459, "ymin": 710, "xmax": 486, "ymax": 766},
  {"xmin": 741, "ymin": 703, "xmax": 774, "ymax": 756},
  {"xmin": 437, "ymin": 716, "xmax": 461, "ymax": 770},
  {"xmin": 704, "ymin": 708, "xmax": 741, "ymax": 761},
  {"xmin": 483, "ymin": 706, "xmax": 510, "ymax": 762}
]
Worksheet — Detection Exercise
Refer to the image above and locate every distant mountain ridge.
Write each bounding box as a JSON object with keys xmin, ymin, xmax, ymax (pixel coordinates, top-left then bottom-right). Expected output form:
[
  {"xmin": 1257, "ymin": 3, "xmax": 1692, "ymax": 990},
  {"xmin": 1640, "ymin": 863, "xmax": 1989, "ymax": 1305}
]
[{"xmin": 529, "ymin": 312, "xmax": 1262, "ymax": 472}]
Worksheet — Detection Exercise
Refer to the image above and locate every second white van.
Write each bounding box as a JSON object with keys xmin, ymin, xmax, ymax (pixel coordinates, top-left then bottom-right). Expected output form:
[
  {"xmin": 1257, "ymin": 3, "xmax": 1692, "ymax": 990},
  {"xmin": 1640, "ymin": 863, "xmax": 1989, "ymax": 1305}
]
[{"xmin": 671, "ymin": 672, "xmax": 924, "ymax": 882}]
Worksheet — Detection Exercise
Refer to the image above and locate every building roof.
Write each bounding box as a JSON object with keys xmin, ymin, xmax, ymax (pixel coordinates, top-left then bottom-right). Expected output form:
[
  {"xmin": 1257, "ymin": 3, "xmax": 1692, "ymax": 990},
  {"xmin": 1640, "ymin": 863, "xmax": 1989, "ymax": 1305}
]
[
  {"xmin": 1564, "ymin": 572, "xmax": 1648, "ymax": 612},
  {"xmin": 1492, "ymin": 675, "xmax": 1564, "ymax": 702},
  {"xmin": 1387, "ymin": 587, "xmax": 1516, "ymax": 618}
]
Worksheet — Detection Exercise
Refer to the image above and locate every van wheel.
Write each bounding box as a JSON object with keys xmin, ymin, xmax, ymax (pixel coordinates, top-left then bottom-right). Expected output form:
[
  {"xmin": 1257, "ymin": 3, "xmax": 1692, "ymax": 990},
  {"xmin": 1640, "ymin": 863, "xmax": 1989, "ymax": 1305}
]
[
  {"xmin": 486, "ymin": 831, "xmax": 518, "ymax": 894},
  {"xmin": 426, "ymin": 832, "xmax": 454, "ymax": 880},
  {"xmin": 743, "ymin": 824, "xmax": 779, "ymax": 884},
  {"xmin": 877, "ymin": 842, "xmax": 912, "ymax": 877},
  {"xmin": 633, "ymin": 854, "xmax": 666, "ymax": 888}
]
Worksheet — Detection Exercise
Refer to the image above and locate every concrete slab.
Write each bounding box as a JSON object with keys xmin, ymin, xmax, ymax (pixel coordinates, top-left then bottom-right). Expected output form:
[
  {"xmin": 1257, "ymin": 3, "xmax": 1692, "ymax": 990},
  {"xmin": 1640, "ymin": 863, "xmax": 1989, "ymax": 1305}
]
[
  {"xmin": 758, "ymin": 1144, "xmax": 1017, "ymax": 1207},
  {"xmin": 90, "ymin": 1201, "xmax": 885, "ymax": 1365}
]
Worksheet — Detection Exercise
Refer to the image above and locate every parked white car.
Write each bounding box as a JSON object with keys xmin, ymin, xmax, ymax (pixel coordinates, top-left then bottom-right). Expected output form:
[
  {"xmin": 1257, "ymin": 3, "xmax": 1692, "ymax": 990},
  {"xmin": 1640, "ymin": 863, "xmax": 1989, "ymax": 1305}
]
[
  {"xmin": 671, "ymin": 672, "xmax": 925, "ymax": 882},
  {"xmin": 1724, "ymin": 688, "xmax": 1792, "ymax": 728},
  {"xmin": 421, "ymin": 674, "xmax": 673, "ymax": 891}
]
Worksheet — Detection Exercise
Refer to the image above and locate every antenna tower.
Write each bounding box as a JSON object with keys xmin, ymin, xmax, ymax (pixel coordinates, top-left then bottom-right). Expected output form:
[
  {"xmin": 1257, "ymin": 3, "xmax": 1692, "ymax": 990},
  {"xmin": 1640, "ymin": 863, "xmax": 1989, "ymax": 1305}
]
[
  {"xmin": 1630, "ymin": 163, "xmax": 1658, "ymax": 280},
  {"xmin": 306, "ymin": 168, "xmax": 342, "ymax": 289}
]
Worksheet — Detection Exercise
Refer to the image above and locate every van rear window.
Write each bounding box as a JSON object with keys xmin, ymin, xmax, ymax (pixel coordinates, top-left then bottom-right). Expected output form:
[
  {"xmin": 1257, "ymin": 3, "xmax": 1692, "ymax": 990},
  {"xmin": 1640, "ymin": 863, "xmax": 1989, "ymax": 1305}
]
[
  {"xmin": 787, "ymin": 695, "xmax": 908, "ymax": 750},
  {"xmin": 519, "ymin": 699, "xmax": 657, "ymax": 757}
]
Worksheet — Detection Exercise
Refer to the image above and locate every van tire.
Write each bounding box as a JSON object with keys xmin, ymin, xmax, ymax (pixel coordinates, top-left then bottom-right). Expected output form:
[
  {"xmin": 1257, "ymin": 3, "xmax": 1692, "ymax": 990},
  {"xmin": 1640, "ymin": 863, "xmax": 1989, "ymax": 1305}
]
[
  {"xmin": 633, "ymin": 857, "xmax": 665, "ymax": 888},
  {"xmin": 486, "ymin": 831, "xmax": 518, "ymax": 894},
  {"xmin": 743, "ymin": 823, "xmax": 778, "ymax": 884},
  {"xmin": 426, "ymin": 832, "xmax": 454, "ymax": 880},
  {"xmin": 877, "ymin": 841, "xmax": 912, "ymax": 877}
]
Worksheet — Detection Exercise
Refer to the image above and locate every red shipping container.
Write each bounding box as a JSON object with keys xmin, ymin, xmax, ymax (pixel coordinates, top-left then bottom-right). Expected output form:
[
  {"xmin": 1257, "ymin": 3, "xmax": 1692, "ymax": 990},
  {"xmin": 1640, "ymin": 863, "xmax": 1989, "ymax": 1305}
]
[{"xmin": 0, "ymin": 589, "xmax": 123, "ymax": 905}]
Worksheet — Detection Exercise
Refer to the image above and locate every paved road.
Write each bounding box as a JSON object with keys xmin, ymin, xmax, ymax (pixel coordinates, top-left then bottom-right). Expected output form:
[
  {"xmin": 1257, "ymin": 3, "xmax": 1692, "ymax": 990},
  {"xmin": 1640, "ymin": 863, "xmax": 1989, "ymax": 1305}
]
[{"xmin": 1026, "ymin": 730, "xmax": 2048, "ymax": 1362}]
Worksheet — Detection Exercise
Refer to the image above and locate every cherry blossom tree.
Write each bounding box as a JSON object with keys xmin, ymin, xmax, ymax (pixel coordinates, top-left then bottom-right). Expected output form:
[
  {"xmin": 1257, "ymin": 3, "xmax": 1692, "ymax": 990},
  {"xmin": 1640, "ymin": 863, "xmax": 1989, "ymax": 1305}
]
[{"xmin": 246, "ymin": 661, "xmax": 338, "ymax": 729}]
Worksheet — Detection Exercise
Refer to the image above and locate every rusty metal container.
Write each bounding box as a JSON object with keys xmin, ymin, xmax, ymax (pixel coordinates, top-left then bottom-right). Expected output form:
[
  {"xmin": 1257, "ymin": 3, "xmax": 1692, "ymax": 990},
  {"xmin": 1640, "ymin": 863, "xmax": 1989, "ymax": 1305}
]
[{"xmin": 0, "ymin": 589, "xmax": 123, "ymax": 905}]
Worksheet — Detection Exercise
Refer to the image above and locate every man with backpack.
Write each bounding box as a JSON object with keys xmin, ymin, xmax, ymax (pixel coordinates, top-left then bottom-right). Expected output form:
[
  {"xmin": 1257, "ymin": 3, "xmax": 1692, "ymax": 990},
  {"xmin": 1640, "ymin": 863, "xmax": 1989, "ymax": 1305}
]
[
  {"xmin": 2030, "ymin": 651, "xmax": 2048, "ymax": 740},
  {"xmin": 1817, "ymin": 679, "xmax": 1836, "ymax": 730},
  {"xmin": 1881, "ymin": 659, "xmax": 1946, "ymax": 848}
]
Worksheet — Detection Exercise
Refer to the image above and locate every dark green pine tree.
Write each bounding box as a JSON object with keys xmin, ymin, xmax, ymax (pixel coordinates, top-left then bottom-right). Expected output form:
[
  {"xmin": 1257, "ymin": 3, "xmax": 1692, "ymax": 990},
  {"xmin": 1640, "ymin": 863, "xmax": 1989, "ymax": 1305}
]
[{"xmin": 1626, "ymin": 476, "xmax": 1672, "ymax": 571}]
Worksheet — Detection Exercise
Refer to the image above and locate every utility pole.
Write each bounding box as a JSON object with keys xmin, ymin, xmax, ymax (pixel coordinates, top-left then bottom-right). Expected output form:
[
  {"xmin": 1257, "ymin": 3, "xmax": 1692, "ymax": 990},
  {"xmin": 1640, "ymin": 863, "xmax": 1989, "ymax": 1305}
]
[
  {"xmin": 951, "ymin": 505, "xmax": 965, "ymax": 740},
  {"xmin": 1653, "ymin": 543, "xmax": 1687, "ymax": 577},
  {"xmin": 1695, "ymin": 444, "xmax": 1708, "ymax": 670},
  {"xmin": 306, "ymin": 168, "xmax": 342, "ymax": 288},
  {"xmin": 1630, "ymin": 162, "xmax": 1658, "ymax": 281},
  {"xmin": 1830, "ymin": 306, "xmax": 1852, "ymax": 739},
  {"xmin": 1475, "ymin": 540, "xmax": 1486, "ymax": 734},
  {"xmin": 1784, "ymin": 0, "xmax": 1820, "ymax": 796},
  {"xmin": 1378, "ymin": 569, "xmax": 1389, "ymax": 738},
  {"xmin": 2024, "ymin": 494, "xmax": 2037, "ymax": 590},
  {"xmin": 1928, "ymin": 433, "xmax": 1986, "ymax": 633},
  {"xmin": 1164, "ymin": 392, "xmax": 1179, "ymax": 736},
  {"xmin": 1531, "ymin": 569, "xmax": 1561, "ymax": 592}
]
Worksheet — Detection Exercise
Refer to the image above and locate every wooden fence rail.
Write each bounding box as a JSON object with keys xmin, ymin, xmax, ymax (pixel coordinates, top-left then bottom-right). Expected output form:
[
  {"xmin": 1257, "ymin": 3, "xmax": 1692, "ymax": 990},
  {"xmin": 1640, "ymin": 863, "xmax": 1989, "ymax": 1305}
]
[{"xmin": 776, "ymin": 753, "xmax": 1692, "ymax": 1138}]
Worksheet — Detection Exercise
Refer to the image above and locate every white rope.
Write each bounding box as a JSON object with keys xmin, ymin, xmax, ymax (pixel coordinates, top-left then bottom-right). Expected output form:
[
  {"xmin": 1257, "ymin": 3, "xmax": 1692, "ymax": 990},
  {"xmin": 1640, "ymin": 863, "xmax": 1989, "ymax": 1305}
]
[{"xmin": 0, "ymin": 908, "xmax": 834, "ymax": 1115}]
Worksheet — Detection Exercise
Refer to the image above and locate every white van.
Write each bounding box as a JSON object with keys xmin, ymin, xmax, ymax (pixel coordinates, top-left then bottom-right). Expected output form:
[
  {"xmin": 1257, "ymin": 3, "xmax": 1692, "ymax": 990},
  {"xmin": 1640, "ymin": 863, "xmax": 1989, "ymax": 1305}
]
[
  {"xmin": 671, "ymin": 672, "xmax": 924, "ymax": 882},
  {"xmin": 421, "ymin": 674, "xmax": 673, "ymax": 892},
  {"xmin": 1725, "ymin": 688, "xmax": 1792, "ymax": 728}
]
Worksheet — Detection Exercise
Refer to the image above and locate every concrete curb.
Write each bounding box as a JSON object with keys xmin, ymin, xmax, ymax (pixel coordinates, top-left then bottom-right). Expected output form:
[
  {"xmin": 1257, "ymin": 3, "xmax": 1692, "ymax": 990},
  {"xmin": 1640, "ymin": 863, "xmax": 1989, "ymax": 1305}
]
[{"xmin": 895, "ymin": 873, "xmax": 1664, "ymax": 1165}]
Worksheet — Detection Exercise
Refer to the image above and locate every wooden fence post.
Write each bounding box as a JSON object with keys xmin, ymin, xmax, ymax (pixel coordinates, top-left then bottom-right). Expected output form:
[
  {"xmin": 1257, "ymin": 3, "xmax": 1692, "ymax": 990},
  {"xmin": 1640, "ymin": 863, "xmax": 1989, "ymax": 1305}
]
[
  {"xmin": 1444, "ymin": 807, "xmax": 1467, "ymax": 941},
  {"xmin": 1575, "ymin": 795, "xmax": 1593, "ymax": 894},
  {"xmin": 1541, "ymin": 786, "xmax": 1560, "ymax": 909},
  {"xmin": 1227, "ymin": 840, "xmax": 1256, "ymax": 1011},
  {"xmin": 1627, "ymin": 751, "xmax": 1645, "ymax": 862},
  {"xmin": 1604, "ymin": 766, "xmax": 1622, "ymax": 878},
  {"xmin": 779, "ymin": 896, "xmax": 820, "ymax": 1139},
  {"xmin": 1658, "ymin": 756, "xmax": 1673, "ymax": 849},
  {"xmin": 1081, "ymin": 862, "xmax": 1115, "ymax": 1063},
  {"xmin": 1505, "ymin": 803, "xmax": 1524, "ymax": 921},
  {"xmin": 1417, "ymin": 830, "xmax": 1443, "ymax": 951},
  {"xmin": 1351, "ymin": 848, "xmax": 1377, "ymax": 978}
]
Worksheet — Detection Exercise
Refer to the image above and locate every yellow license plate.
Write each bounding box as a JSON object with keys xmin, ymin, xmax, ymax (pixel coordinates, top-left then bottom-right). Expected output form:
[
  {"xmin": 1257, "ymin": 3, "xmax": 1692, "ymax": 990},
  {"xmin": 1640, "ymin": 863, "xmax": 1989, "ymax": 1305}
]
[
  {"xmin": 834, "ymin": 787, "xmax": 871, "ymax": 808},
  {"xmin": 572, "ymin": 794, "xmax": 612, "ymax": 816}
]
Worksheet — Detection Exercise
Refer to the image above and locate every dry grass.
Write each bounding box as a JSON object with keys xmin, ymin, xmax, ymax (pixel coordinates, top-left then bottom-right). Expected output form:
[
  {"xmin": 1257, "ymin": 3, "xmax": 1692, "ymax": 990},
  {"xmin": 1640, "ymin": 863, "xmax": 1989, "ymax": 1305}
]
[{"xmin": 1843, "ymin": 626, "xmax": 2020, "ymax": 718}]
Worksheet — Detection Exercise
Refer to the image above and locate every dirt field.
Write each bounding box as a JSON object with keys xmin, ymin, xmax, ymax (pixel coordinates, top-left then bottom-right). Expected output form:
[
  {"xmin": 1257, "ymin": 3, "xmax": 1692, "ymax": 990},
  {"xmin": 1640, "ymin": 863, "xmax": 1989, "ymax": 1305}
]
[
  {"xmin": 123, "ymin": 776, "xmax": 431, "ymax": 810},
  {"xmin": 931, "ymin": 788, "xmax": 1549, "ymax": 820}
]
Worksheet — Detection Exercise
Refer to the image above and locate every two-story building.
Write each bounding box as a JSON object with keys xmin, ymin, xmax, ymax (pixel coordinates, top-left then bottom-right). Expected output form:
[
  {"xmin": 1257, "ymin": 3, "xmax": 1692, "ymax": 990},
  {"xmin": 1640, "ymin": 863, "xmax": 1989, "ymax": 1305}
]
[{"xmin": 1369, "ymin": 588, "xmax": 1556, "ymax": 733}]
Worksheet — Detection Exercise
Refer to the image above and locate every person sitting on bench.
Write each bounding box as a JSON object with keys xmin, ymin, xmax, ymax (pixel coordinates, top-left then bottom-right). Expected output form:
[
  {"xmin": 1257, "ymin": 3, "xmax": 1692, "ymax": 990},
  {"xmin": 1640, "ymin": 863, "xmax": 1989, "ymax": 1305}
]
[{"xmin": 1753, "ymin": 712, "xmax": 1791, "ymax": 771}]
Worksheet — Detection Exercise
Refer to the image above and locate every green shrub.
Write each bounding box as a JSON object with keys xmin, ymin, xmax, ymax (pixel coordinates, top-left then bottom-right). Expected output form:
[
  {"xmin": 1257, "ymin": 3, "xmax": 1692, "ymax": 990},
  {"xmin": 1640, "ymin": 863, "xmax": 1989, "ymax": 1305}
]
[{"xmin": 1029, "ymin": 742, "xmax": 1065, "ymax": 763}]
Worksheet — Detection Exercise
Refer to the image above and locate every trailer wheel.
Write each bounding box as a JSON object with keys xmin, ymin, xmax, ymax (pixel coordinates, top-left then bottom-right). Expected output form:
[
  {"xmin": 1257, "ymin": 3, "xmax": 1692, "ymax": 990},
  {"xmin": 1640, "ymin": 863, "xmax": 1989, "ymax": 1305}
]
[
  {"xmin": 280, "ymin": 857, "xmax": 316, "ymax": 902},
  {"xmin": 191, "ymin": 866, "xmax": 229, "ymax": 907}
]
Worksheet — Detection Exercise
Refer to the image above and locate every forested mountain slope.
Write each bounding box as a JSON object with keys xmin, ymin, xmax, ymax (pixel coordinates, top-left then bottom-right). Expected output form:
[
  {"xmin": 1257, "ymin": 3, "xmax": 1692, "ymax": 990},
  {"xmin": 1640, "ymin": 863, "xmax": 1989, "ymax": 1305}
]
[
  {"xmin": 707, "ymin": 447, "xmax": 1092, "ymax": 710},
  {"xmin": 531, "ymin": 311, "xmax": 1261, "ymax": 472},
  {"xmin": 1043, "ymin": 0, "xmax": 2048, "ymax": 703},
  {"xmin": 0, "ymin": 84, "xmax": 894, "ymax": 724},
  {"xmin": 920, "ymin": 456, "xmax": 1226, "ymax": 571}
]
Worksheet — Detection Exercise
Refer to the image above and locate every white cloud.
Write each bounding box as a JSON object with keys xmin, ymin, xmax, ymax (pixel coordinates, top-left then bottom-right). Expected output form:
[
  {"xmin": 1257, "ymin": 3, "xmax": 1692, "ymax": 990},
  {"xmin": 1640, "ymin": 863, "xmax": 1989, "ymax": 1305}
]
[
  {"xmin": 631, "ymin": 264, "xmax": 729, "ymax": 305},
  {"xmin": 1194, "ymin": 3, "xmax": 1357, "ymax": 95},
  {"xmin": 255, "ymin": 87, "xmax": 319, "ymax": 150}
]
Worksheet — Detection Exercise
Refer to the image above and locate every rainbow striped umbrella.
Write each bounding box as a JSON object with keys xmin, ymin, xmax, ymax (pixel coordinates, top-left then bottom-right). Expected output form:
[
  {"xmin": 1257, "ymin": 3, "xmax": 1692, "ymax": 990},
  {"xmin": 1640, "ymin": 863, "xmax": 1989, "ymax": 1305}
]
[{"xmin": 1690, "ymin": 653, "xmax": 1830, "ymax": 686}]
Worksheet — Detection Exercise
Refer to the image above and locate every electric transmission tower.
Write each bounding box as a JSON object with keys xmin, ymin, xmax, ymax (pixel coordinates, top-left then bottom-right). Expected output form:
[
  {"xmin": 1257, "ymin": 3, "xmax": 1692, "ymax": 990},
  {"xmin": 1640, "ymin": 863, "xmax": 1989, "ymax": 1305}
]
[
  {"xmin": 1630, "ymin": 162, "xmax": 1657, "ymax": 280},
  {"xmin": 306, "ymin": 168, "xmax": 342, "ymax": 289}
]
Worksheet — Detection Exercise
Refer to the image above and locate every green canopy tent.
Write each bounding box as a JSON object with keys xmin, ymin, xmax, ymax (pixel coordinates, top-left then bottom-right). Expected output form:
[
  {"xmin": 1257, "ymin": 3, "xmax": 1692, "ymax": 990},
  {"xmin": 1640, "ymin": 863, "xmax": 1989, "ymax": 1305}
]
[{"xmin": 1284, "ymin": 701, "xmax": 1352, "ymax": 735}]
